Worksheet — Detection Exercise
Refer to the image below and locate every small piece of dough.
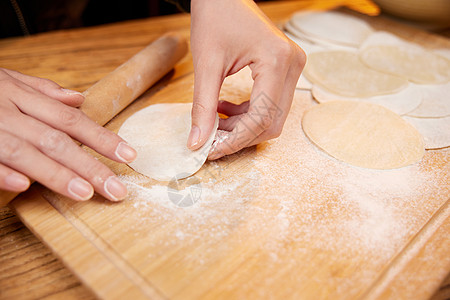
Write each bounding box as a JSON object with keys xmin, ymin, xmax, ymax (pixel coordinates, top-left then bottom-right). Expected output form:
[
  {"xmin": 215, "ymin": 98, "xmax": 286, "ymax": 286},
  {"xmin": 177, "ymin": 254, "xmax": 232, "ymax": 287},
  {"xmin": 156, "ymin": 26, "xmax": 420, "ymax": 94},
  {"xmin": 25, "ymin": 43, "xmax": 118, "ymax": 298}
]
[
  {"xmin": 403, "ymin": 116, "xmax": 450, "ymax": 149},
  {"xmin": 360, "ymin": 32, "xmax": 450, "ymax": 84},
  {"xmin": 304, "ymin": 51, "xmax": 408, "ymax": 97},
  {"xmin": 289, "ymin": 11, "xmax": 373, "ymax": 48},
  {"xmin": 118, "ymin": 103, "xmax": 219, "ymax": 181},
  {"xmin": 302, "ymin": 101, "xmax": 425, "ymax": 169}
]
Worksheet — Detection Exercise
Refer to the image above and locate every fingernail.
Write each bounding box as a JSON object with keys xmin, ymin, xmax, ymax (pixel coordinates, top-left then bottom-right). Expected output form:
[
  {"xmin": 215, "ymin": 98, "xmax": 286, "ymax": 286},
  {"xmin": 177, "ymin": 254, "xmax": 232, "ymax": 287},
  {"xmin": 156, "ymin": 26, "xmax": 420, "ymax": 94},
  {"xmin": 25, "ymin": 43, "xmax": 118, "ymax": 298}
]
[
  {"xmin": 104, "ymin": 176, "xmax": 127, "ymax": 201},
  {"xmin": 187, "ymin": 125, "xmax": 201, "ymax": 149},
  {"xmin": 115, "ymin": 142, "xmax": 137, "ymax": 163},
  {"xmin": 68, "ymin": 178, "xmax": 94, "ymax": 201},
  {"xmin": 61, "ymin": 88, "xmax": 84, "ymax": 97},
  {"xmin": 5, "ymin": 173, "xmax": 30, "ymax": 191}
]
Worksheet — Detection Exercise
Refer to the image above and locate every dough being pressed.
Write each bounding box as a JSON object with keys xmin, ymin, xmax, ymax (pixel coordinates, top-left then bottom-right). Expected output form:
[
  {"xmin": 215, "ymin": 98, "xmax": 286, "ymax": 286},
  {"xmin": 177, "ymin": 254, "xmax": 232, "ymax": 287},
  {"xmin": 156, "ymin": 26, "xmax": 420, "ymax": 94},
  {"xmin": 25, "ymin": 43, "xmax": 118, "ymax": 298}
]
[
  {"xmin": 304, "ymin": 51, "xmax": 408, "ymax": 97},
  {"xmin": 302, "ymin": 101, "xmax": 424, "ymax": 169},
  {"xmin": 118, "ymin": 103, "xmax": 219, "ymax": 181}
]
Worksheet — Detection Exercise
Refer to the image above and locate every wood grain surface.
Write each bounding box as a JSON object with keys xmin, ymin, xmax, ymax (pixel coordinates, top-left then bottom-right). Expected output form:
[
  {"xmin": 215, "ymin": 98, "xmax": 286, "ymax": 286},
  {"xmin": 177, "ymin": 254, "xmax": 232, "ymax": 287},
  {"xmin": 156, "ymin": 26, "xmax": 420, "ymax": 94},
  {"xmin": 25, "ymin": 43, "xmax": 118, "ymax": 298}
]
[{"xmin": 0, "ymin": 1, "xmax": 449, "ymax": 299}]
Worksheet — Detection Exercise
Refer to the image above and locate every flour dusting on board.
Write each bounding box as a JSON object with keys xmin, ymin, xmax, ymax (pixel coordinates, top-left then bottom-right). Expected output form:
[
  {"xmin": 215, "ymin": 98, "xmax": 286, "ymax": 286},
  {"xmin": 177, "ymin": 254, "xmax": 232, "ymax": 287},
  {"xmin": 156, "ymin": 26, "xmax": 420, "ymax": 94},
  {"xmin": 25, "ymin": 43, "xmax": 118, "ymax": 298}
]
[
  {"xmin": 105, "ymin": 90, "xmax": 449, "ymax": 297},
  {"xmin": 118, "ymin": 91, "xmax": 447, "ymax": 252}
]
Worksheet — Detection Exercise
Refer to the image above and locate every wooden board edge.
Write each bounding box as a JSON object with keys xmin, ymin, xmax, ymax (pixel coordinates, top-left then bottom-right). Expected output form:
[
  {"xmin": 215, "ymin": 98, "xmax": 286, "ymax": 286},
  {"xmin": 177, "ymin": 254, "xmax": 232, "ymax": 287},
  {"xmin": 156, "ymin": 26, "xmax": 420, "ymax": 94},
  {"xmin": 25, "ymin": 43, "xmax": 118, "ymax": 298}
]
[
  {"xmin": 9, "ymin": 185, "xmax": 164, "ymax": 300},
  {"xmin": 360, "ymin": 199, "xmax": 450, "ymax": 300}
]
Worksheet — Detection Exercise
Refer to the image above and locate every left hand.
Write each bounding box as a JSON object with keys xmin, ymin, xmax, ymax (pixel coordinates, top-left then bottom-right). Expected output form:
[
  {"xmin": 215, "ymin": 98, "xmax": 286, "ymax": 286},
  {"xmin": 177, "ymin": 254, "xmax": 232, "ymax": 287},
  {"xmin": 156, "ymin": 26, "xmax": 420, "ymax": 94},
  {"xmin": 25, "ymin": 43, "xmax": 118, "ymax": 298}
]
[{"xmin": 188, "ymin": 0, "xmax": 306, "ymax": 159}]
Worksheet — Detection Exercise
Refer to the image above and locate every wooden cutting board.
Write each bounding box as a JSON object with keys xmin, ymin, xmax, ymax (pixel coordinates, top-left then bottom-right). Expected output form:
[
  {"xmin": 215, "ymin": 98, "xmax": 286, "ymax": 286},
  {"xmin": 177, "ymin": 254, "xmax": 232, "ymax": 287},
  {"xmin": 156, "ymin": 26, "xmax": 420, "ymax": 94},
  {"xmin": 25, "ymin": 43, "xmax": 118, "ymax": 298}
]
[{"xmin": 7, "ymin": 6, "xmax": 450, "ymax": 300}]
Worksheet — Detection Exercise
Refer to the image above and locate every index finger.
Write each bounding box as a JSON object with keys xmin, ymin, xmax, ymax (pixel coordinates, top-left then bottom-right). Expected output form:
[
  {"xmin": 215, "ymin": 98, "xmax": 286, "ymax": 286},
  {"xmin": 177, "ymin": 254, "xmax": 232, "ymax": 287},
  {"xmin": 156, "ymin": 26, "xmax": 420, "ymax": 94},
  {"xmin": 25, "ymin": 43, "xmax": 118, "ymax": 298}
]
[{"xmin": 210, "ymin": 63, "xmax": 288, "ymax": 159}]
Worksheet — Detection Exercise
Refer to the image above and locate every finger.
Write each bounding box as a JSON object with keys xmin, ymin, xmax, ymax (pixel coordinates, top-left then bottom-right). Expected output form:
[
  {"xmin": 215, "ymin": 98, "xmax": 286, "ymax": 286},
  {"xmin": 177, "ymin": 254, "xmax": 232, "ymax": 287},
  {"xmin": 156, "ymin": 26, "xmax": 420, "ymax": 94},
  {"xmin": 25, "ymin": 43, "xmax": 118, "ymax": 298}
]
[
  {"xmin": 210, "ymin": 62, "xmax": 289, "ymax": 159},
  {"xmin": 218, "ymin": 114, "xmax": 244, "ymax": 131},
  {"xmin": 9, "ymin": 88, "xmax": 136, "ymax": 164},
  {"xmin": 217, "ymin": 100, "xmax": 250, "ymax": 116},
  {"xmin": 210, "ymin": 42, "xmax": 306, "ymax": 160},
  {"xmin": 0, "ymin": 129, "xmax": 94, "ymax": 201},
  {"xmin": 0, "ymin": 164, "xmax": 30, "ymax": 192},
  {"xmin": 1, "ymin": 68, "xmax": 84, "ymax": 107},
  {"xmin": 189, "ymin": 59, "xmax": 223, "ymax": 150},
  {"xmin": 0, "ymin": 113, "xmax": 128, "ymax": 201}
]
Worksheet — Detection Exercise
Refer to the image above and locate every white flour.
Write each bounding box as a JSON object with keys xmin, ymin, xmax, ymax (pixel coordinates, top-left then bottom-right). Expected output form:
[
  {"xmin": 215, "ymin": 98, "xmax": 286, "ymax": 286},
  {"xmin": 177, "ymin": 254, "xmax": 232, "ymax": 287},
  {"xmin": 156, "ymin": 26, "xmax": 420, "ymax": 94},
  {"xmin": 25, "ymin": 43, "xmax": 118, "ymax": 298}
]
[{"xmin": 116, "ymin": 91, "xmax": 448, "ymax": 271}]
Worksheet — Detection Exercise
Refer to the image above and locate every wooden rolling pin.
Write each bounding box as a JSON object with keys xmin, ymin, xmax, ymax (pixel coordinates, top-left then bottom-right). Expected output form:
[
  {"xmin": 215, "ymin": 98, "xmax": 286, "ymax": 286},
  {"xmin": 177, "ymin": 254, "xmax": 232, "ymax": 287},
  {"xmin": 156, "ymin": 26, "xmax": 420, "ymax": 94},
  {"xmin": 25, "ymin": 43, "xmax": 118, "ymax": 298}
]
[{"xmin": 0, "ymin": 32, "xmax": 188, "ymax": 207}]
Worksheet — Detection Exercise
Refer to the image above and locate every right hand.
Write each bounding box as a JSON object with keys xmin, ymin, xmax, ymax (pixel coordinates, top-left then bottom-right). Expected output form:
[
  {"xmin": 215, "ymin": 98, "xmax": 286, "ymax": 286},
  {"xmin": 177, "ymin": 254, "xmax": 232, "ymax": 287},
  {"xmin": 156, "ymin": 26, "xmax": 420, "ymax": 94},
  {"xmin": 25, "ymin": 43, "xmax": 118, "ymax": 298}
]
[{"xmin": 0, "ymin": 68, "xmax": 137, "ymax": 201}]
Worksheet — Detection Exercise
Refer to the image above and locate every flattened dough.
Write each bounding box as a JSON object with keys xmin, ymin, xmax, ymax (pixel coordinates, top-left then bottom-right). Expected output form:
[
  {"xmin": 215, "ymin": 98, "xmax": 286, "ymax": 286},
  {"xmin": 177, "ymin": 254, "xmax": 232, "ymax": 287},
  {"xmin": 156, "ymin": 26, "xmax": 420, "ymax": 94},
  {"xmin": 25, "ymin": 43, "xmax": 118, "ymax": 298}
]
[
  {"xmin": 302, "ymin": 101, "xmax": 424, "ymax": 169},
  {"xmin": 360, "ymin": 32, "xmax": 450, "ymax": 84},
  {"xmin": 406, "ymin": 82, "xmax": 450, "ymax": 118},
  {"xmin": 403, "ymin": 116, "xmax": 450, "ymax": 149},
  {"xmin": 118, "ymin": 103, "xmax": 219, "ymax": 181},
  {"xmin": 290, "ymin": 11, "xmax": 373, "ymax": 47},
  {"xmin": 304, "ymin": 51, "xmax": 408, "ymax": 97},
  {"xmin": 311, "ymin": 84, "xmax": 422, "ymax": 115}
]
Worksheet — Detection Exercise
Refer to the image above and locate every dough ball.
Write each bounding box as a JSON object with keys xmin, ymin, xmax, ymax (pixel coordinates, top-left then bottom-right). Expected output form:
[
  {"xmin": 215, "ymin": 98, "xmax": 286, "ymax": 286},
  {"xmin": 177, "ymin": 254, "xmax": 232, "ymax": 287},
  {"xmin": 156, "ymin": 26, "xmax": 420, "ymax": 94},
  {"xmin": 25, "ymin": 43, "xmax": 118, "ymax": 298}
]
[
  {"xmin": 302, "ymin": 101, "xmax": 425, "ymax": 169},
  {"xmin": 118, "ymin": 103, "xmax": 218, "ymax": 181}
]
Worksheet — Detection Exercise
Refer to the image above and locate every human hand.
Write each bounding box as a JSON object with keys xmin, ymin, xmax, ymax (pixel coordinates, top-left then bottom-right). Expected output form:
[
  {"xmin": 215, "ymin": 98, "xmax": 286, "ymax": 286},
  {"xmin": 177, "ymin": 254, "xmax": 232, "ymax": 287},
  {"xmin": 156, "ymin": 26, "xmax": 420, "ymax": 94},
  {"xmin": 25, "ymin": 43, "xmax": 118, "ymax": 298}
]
[
  {"xmin": 188, "ymin": 0, "xmax": 306, "ymax": 159},
  {"xmin": 0, "ymin": 68, "xmax": 136, "ymax": 201}
]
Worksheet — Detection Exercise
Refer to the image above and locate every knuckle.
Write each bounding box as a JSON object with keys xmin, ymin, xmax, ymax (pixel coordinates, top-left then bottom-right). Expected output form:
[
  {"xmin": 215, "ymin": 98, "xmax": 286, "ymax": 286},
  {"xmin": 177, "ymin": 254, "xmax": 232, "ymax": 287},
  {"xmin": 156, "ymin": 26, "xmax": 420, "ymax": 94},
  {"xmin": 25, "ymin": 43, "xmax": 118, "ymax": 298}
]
[
  {"xmin": 0, "ymin": 134, "xmax": 25, "ymax": 161},
  {"xmin": 293, "ymin": 46, "xmax": 307, "ymax": 71},
  {"xmin": 192, "ymin": 101, "xmax": 208, "ymax": 115},
  {"xmin": 0, "ymin": 78, "xmax": 20, "ymax": 93},
  {"xmin": 84, "ymin": 161, "xmax": 112, "ymax": 186},
  {"xmin": 257, "ymin": 113, "xmax": 273, "ymax": 130},
  {"xmin": 96, "ymin": 127, "xmax": 118, "ymax": 150},
  {"xmin": 46, "ymin": 167, "xmax": 68, "ymax": 186},
  {"xmin": 265, "ymin": 125, "xmax": 283, "ymax": 139},
  {"xmin": 40, "ymin": 129, "xmax": 72, "ymax": 156},
  {"xmin": 38, "ymin": 78, "xmax": 58, "ymax": 89},
  {"xmin": 270, "ymin": 41, "xmax": 294, "ymax": 66},
  {"xmin": 59, "ymin": 106, "xmax": 82, "ymax": 127}
]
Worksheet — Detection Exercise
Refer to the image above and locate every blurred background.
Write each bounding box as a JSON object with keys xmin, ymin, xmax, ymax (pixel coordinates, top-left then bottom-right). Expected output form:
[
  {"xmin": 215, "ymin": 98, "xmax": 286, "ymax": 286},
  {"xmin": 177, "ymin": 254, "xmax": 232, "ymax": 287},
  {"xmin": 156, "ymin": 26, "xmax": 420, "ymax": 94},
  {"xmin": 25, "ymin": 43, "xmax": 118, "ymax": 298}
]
[
  {"xmin": 1, "ymin": 0, "xmax": 449, "ymax": 39},
  {"xmin": 1, "ymin": 0, "xmax": 272, "ymax": 38}
]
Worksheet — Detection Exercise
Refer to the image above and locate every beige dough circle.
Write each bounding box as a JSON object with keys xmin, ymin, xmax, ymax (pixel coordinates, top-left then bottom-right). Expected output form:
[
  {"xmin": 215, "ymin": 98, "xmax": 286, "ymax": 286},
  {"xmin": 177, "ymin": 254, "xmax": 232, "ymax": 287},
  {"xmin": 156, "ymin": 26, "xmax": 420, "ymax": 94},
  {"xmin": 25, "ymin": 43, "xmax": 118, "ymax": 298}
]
[
  {"xmin": 118, "ymin": 103, "xmax": 218, "ymax": 181},
  {"xmin": 304, "ymin": 51, "xmax": 408, "ymax": 97},
  {"xmin": 302, "ymin": 101, "xmax": 424, "ymax": 169},
  {"xmin": 360, "ymin": 45, "xmax": 450, "ymax": 84}
]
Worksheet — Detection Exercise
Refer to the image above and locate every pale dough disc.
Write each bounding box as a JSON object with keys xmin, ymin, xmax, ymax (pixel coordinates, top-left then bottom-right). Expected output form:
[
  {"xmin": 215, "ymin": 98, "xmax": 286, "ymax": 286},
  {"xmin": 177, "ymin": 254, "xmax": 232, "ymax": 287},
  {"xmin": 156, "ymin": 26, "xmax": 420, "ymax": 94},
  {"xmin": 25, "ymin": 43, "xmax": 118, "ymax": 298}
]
[
  {"xmin": 285, "ymin": 21, "xmax": 356, "ymax": 51},
  {"xmin": 360, "ymin": 32, "xmax": 450, "ymax": 84},
  {"xmin": 290, "ymin": 11, "xmax": 373, "ymax": 48},
  {"xmin": 433, "ymin": 48, "xmax": 450, "ymax": 60},
  {"xmin": 406, "ymin": 82, "xmax": 450, "ymax": 118},
  {"xmin": 311, "ymin": 84, "xmax": 422, "ymax": 115},
  {"xmin": 403, "ymin": 116, "xmax": 450, "ymax": 149},
  {"xmin": 302, "ymin": 101, "xmax": 425, "ymax": 169},
  {"xmin": 304, "ymin": 51, "xmax": 409, "ymax": 97},
  {"xmin": 118, "ymin": 103, "xmax": 219, "ymax": 181}
]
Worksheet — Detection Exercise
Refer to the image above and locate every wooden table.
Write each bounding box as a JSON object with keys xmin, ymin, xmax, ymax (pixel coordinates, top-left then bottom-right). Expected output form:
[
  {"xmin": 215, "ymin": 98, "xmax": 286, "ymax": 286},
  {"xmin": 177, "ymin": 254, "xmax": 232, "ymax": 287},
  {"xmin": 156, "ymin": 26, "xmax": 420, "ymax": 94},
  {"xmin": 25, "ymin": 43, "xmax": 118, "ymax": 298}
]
[{"xmin": 0, "ymin": 1, "xmax": 449, "ymax": 299}]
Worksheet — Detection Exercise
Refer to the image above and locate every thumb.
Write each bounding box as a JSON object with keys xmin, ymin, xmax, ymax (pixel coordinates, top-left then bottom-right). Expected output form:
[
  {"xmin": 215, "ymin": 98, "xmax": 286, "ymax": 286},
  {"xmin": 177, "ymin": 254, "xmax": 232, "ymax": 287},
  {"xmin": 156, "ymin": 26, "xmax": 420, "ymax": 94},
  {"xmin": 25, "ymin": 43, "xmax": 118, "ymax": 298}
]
[{"xmin": 188, "ymin": 65, "xmax": 222, "ymax": 150}]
